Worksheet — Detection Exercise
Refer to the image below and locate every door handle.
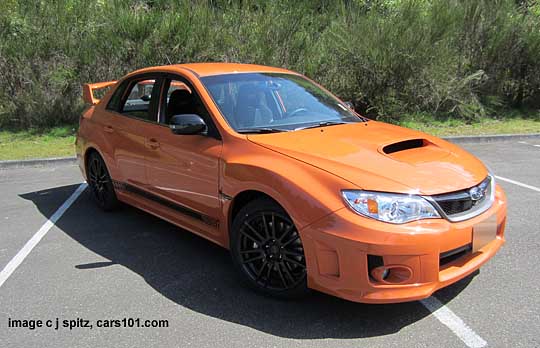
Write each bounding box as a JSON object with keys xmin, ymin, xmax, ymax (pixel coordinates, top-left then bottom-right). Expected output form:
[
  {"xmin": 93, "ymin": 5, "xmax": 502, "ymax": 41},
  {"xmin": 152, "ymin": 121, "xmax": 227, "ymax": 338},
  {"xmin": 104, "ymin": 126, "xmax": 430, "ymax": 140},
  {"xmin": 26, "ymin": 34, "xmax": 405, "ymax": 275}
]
[
  {"xmin": 104, "ymin": 125, "xmax": 114, "ymax": 133},
  {"xmin": 147, "ymin": 138, "xmax": 160, "ymax": 149}
]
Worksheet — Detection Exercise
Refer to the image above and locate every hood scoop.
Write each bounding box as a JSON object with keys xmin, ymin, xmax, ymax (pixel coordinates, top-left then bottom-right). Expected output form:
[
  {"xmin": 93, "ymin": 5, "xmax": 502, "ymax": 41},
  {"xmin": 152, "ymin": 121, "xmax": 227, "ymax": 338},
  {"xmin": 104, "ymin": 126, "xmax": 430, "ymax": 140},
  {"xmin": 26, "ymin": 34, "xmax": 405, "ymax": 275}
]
[
  {"xmin": 380, "ymin": 138, "xmax": 450, "ymax": 164},
  {"xmin": 383, "ymin": 139, "xmax": 426, "ymax": 154}
]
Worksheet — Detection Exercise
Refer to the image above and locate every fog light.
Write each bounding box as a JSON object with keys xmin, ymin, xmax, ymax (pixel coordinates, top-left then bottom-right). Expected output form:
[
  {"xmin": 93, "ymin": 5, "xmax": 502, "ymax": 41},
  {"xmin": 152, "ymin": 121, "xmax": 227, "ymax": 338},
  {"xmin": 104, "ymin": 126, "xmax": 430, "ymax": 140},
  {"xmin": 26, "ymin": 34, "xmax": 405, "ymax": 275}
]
[{"xmin": 371, "ymin": 265, "xmax": 412, "ymax": 284}]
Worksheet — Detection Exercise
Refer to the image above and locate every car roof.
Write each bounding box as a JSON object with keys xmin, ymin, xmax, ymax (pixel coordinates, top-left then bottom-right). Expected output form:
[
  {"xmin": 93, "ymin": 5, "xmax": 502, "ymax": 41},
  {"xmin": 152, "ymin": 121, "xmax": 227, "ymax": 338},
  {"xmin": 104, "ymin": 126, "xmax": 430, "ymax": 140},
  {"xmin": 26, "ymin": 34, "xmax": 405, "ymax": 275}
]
[{"xmin": 132, "ymin": 63, "xmax": 296, "ymax": 78}]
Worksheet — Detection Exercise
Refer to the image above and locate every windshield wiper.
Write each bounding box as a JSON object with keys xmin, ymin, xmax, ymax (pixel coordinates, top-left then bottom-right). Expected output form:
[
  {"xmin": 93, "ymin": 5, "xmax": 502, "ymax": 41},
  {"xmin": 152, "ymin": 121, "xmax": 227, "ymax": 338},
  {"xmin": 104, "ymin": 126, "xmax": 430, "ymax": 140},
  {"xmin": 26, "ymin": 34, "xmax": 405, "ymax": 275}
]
[
  {"xmin": 295, "ymin": 121, "xmax": 348, "ymax": 131},
  {"xmin": 236, "ymin": 127, "xmax": 288, "ymax": 134}
]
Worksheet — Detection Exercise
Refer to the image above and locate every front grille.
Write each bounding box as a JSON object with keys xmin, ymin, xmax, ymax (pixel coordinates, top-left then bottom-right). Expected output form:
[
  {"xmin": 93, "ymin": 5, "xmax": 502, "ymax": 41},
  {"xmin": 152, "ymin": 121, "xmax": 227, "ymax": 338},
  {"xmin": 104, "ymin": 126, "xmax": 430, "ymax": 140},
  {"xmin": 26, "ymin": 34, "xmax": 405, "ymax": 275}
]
[
  {"xmin": 431, "ymin": 176, "xmax": 493, "ymax": 221},
  {"xmin": 437, "ymin": 196, "xmax": 473, "ymax": 215}
]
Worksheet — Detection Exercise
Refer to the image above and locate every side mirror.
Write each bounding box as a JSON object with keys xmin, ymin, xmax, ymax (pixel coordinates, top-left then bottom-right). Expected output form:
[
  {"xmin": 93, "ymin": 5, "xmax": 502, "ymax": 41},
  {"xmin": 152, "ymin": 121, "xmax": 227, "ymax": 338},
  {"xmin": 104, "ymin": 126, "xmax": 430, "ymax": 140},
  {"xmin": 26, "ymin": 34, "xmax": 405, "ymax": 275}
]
[
  {"xmin": 141, "ymin": 95, "xmax": 151, "ymax": 102},
  {"xmin": 169, "ymin": 114, "xmax": 207, "ymax": 135}
]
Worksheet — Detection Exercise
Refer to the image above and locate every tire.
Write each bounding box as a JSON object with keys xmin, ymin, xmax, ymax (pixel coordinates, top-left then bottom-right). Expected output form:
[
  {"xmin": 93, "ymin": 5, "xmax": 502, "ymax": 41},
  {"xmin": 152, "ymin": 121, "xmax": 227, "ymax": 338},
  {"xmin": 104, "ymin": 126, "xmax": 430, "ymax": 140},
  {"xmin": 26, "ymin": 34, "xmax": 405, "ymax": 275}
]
[
  {"xmin": 230, "ymin": 198, "xmax": 309, "ymax": 299},
  {"xmin": 86, "ymin": 152, "xmax": 119, "ymax": 211}
]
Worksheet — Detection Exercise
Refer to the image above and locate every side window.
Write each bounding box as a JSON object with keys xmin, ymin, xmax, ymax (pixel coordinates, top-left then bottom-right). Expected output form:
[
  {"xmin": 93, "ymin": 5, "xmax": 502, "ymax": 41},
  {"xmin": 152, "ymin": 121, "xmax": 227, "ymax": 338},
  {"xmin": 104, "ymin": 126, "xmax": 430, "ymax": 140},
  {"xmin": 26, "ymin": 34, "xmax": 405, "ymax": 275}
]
[
  {"xmin": 161, "ymin": 78, "xmax": 220, "ymax": 139},
  {"xmin": 119, "ymin": 79, "xmax": 157, "ymax": 121},
  {"xmin": 162, "ymin": 80, "xmax": 191, "ymax": 124},
  {"xmin": 162, "ymin": 80, "xmax": 205, "ymax": 125},
  {"xmin": 106, "ymin": 82, "xmax": 127, "ymax": 111}
]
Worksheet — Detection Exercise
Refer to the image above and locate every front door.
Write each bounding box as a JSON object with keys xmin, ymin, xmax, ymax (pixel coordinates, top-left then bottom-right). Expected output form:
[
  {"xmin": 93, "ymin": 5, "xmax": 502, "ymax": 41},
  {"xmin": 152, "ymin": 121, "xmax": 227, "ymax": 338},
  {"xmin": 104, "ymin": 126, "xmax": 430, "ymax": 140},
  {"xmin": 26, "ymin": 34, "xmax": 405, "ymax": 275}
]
[{"xmin": 144, "ymin": 77, "xmax": 223, "ymax": 238}]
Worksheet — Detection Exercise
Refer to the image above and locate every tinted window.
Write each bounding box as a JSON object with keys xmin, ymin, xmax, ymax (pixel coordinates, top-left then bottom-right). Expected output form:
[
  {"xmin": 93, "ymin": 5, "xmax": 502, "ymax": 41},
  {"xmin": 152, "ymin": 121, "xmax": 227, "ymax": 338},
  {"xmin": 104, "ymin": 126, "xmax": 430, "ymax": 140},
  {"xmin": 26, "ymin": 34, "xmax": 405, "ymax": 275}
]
[
  {"xmin": 119, "ymin": 79, "xmax": 157, "ymax": 121},
  {"xmin": 160, "ymin": 78, "xmax": 221, "ymax": 139},
  {"xmin": 106, "ymin": 82, "xmax": 127, "ymax": 111},
  {"xmin": 161, "ymin": 80, "xmax": 193, "ymax": 124}
]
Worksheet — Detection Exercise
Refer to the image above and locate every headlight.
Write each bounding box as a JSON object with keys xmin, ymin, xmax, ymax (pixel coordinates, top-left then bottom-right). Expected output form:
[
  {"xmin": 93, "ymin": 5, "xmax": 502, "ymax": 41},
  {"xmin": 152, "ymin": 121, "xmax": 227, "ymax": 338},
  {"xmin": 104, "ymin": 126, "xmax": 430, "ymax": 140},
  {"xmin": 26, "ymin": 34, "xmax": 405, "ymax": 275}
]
[{"xmin": 341, "ymin": 190, "xmax": 440, "ymax": 224}]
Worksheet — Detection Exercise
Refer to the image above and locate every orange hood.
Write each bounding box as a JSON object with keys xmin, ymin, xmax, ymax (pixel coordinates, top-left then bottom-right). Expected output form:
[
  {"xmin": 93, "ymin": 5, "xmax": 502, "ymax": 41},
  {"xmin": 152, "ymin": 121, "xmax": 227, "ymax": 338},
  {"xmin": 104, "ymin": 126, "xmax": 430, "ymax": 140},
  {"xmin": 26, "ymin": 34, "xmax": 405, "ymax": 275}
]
[{"xmin": 247, "ymin": 121, "xmax": 488, "ymax": 195}]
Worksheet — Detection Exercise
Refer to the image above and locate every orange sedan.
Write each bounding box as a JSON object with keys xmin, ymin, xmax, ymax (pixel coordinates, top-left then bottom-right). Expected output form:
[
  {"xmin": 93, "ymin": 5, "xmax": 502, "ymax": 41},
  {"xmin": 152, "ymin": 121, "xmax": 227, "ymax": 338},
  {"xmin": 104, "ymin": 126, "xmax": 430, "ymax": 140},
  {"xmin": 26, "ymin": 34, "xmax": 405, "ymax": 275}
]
[{"xmin": 76, "ymin": 63, "xmax": 507, "ymax": 303}]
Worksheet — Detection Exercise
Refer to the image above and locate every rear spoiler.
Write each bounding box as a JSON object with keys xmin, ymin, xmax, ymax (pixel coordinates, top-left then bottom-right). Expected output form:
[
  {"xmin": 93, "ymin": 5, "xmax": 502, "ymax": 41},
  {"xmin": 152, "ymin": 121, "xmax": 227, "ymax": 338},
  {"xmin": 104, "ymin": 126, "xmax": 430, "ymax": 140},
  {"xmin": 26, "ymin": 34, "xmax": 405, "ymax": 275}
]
[{"xmin": 82, "ymin": 81, "xmax": 117, "ymax": 105}]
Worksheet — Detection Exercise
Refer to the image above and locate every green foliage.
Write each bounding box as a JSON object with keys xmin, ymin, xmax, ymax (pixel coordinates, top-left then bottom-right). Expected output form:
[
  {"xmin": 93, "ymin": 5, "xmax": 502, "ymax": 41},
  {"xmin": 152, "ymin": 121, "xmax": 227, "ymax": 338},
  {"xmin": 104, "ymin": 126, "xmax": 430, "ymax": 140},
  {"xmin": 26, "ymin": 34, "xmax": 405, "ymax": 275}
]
[
  {"xmin": 0, "ymin": 125, "xmax": 76, "ymax": 160},
  {"xmin": 0, "ymin": 0, "xmax": 539, "ymax": 128}
]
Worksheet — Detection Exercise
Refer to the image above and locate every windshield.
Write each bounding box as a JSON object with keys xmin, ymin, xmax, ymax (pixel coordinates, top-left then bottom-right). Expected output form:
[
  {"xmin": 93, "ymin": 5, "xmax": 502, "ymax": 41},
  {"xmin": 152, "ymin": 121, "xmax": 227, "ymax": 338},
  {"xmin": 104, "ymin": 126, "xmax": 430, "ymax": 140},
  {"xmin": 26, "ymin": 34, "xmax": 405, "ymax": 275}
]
[{"xmin": 201, "ymin": 73, "xmax": 366, "ymax": 132}]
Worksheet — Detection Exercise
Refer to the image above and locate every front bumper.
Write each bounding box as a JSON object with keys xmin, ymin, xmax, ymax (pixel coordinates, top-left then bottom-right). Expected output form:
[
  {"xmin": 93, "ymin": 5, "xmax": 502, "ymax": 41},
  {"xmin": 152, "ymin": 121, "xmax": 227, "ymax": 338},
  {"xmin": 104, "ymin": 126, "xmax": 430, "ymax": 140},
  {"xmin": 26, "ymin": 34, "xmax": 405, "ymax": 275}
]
[{"xmin": 300, "ymin": 184, "xmax": 507, "ymax": 303}]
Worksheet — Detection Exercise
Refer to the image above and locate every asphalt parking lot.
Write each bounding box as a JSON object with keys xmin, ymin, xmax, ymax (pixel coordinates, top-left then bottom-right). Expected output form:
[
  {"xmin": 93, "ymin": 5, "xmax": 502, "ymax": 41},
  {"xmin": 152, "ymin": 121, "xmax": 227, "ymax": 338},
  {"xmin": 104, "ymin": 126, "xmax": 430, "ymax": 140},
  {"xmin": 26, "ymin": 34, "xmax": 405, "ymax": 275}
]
[{"xmin": 1, "ymin": 140, "xmax": 539, "ymax": 348}]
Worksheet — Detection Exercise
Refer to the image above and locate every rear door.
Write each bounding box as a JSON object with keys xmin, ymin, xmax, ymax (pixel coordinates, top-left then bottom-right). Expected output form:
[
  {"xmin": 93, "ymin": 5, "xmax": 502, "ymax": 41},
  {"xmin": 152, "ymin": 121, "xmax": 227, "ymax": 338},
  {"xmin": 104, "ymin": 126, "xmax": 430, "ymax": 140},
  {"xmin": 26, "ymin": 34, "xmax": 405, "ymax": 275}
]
[
  {"xmin": 144, "ymin": 75, "xmax": 223, "ymax": 238},
  {"xmin": 101, "ymin": 75, "xmax": 162, "ymax": 188}
]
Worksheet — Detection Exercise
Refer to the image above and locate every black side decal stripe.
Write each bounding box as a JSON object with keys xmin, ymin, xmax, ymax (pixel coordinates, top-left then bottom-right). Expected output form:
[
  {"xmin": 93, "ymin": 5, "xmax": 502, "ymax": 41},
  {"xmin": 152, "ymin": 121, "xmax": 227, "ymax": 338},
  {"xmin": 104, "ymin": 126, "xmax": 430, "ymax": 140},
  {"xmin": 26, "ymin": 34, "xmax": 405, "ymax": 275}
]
[{"xmin": 113, "ymin": 180, "xmax": 219, "ymax": 227}]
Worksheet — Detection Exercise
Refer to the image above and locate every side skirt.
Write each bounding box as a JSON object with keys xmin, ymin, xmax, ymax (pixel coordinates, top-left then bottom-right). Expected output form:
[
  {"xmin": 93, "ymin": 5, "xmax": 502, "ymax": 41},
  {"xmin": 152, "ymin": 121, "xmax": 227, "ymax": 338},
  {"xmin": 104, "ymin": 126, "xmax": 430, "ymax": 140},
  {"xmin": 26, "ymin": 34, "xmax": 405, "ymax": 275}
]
[
  {"xmin": 112, "ymin": 180, "xmax": 219, "ymax": 227},
  {"xmin": 117, "ymin": 191, "xmax": 228, "ymax": 249}
]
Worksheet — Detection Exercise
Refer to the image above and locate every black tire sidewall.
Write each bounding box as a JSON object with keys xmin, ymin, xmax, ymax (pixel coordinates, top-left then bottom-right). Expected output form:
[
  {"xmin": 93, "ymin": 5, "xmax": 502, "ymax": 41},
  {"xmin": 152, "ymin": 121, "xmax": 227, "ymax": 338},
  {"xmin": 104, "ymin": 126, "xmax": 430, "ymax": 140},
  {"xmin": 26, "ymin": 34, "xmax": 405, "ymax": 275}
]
[{"xmin": 87, "ymin": 152, "xmax": 119, "ymax": 211}]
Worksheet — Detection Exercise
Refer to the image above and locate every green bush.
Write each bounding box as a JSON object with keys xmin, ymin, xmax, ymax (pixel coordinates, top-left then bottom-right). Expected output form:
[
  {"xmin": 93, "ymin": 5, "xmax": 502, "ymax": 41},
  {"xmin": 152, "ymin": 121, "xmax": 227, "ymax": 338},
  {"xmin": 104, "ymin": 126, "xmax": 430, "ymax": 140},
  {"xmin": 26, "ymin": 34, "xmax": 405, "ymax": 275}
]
[{"xmin": 0, "ymin": 0, "xmax": 539, "ymax": 128}]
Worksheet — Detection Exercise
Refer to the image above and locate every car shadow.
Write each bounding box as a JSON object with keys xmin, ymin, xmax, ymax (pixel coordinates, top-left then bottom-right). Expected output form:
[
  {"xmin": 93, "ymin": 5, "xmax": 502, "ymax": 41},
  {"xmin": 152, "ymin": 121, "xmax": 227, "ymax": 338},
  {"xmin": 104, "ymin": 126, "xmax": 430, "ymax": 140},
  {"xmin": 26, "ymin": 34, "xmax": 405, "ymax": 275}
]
[{"xmin": 20, "ymin": 184, "xmax": 477, "ymax": 339}]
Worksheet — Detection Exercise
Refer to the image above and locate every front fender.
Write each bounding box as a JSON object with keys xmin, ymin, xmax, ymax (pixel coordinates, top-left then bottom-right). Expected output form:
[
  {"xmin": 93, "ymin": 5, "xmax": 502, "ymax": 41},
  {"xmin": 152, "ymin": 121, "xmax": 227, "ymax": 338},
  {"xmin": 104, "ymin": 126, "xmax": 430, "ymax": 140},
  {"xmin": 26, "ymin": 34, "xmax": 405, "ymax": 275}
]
[{"xmin": 220, "ymin": 139, "xmax": 357, "ymax": 235}]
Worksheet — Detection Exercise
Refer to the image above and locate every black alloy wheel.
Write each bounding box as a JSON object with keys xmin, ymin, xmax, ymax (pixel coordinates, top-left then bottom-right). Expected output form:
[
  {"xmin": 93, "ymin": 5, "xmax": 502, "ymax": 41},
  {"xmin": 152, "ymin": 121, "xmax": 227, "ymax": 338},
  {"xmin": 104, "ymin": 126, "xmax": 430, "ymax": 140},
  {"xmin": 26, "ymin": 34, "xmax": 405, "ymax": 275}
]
[
  {"xmin": 86, "ymin": 152, "xmax": 119, "ymax": 211},
  {"xmin": 231, "ymin": 198, "xmax": 308, "ymax": 298}
]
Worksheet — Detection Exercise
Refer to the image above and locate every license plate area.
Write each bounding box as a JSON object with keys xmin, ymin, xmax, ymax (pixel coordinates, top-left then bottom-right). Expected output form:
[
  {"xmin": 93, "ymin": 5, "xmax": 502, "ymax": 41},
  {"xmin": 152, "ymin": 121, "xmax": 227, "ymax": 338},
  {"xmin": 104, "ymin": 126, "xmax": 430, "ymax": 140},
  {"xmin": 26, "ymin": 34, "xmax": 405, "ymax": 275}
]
[{"xmin": 472, "ymin": 214, "xmax": 497, "ymax": 252}]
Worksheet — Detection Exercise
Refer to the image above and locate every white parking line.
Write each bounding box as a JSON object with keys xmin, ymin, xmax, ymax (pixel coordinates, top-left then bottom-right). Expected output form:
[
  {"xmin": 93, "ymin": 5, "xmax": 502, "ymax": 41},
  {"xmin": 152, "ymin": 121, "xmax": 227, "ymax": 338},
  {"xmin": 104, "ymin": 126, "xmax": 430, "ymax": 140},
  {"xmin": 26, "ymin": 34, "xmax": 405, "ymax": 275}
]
[
  {"xmin": 495, "ymin": 175, "xmax": 540, "ymax": 193},
  {"xmin": 0, "ymin": 183, "xmax": 87, "ymax": 288},
  {"xmin": 517, "ymin": 141, "xmax": 540, "ymax": 148},
  {"xmin": 421, "ymin": 297, "xmax": 487, "ymax": 348}
]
